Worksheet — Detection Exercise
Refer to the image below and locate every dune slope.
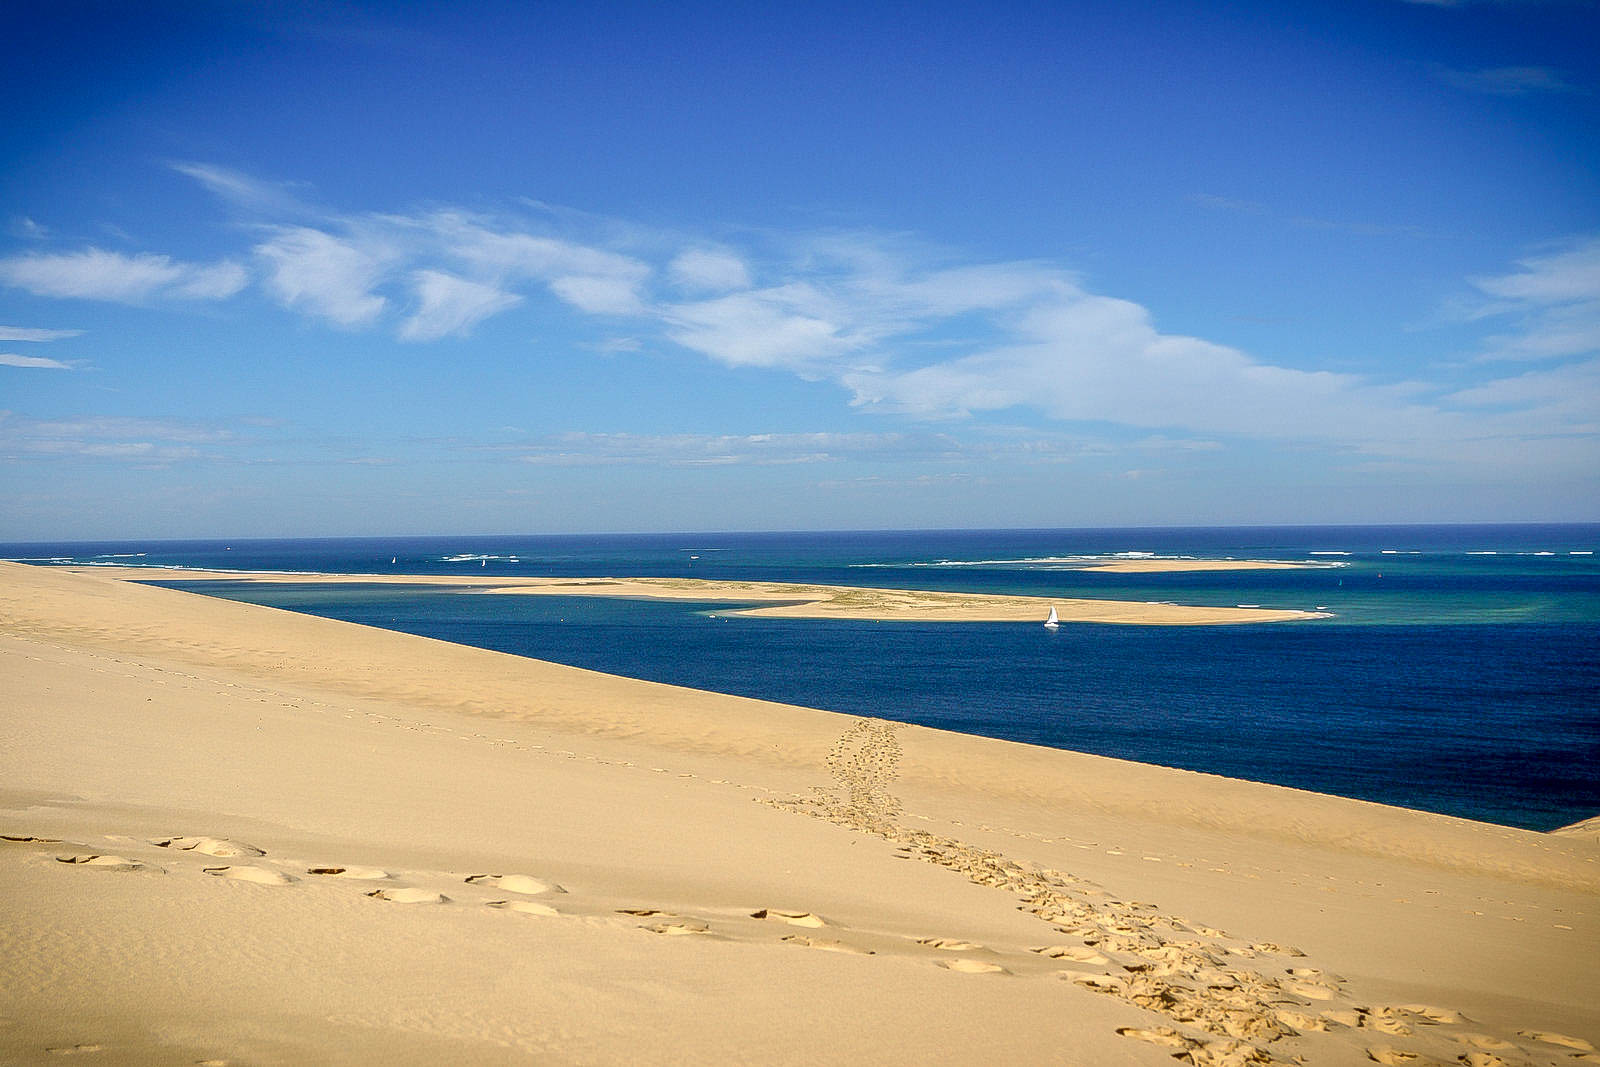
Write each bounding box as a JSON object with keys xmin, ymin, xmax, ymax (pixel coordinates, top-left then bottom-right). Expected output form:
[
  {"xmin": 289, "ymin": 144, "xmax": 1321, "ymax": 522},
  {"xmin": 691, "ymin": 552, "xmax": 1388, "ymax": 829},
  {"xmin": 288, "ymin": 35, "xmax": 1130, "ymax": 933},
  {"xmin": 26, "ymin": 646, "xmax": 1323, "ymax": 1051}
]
[{"xmin": 1, "ymin": 561, "xmax": 1594, "ymax": 1065}]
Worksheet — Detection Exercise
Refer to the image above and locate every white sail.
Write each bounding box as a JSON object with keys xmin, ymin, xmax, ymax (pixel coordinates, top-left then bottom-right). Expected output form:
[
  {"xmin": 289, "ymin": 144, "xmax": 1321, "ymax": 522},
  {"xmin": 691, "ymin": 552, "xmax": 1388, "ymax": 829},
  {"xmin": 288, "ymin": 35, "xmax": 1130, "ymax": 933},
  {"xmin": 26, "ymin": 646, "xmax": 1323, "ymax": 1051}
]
[{"xmin": 1044, "ymin": 606, "xmax": 1059, "ymax": 628}]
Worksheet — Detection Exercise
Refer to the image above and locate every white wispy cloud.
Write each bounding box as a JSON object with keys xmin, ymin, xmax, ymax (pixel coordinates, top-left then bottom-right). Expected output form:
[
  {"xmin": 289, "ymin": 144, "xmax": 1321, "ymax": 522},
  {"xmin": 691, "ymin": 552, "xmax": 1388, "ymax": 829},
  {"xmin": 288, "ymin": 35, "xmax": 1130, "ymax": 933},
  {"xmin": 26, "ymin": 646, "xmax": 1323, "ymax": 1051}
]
[
  {"xmin": 1466, "ymin": 235, "xmax": 1600, "ymax": 361},
  {"xmin": 0, "ymin": 353, "xmax": 73, "ymax": 369},
  {"xmin": 428, "ymin": 211, "xmax": 651, "ymax": 314},
  {"xmin": 0, "ymin": 412, "xmax": 236, "ymax": 462},
  {"xmin": 21, "ymin": 166, "xmax": 1586, "ymax": 468},
  {"xmin": 0, "ymin": 323, "xmax": 82, "ymax": 367},
  {"xmin": 256, "ymin": 226, "xmax": 394, "ymax": 327},
  {"xmin": 232, "ymin": 204, "xmax": 652, "ymax": 332},
  {"xmin": 1447, "ymin": 357, "xmax": 1600, "ymax": 425},
  {"xmin": 579, "ymin": 336, "xmax": 644, "ymax": 354},
  {"xmin": 174, "ymin": 262, "xmax": 251, "ymax": 300},
  {"xmin": 170, "ymin": 161, "xmax": 313, "ymax": 216},
  {"xmin": 0, "ymin": 249, "xmax": 247, "ymax": 303},
  {"xmin": 0, "ymin": 325, "xmax": 82, "ymax": 342},
  {"xmin": 399, "ymin": 270, "xmax": 522, "ymax": 341},
  {"xmin": 10, "ymin": 217, "xmax": 50, "ymax": 240},
  {"xmin": 548, "ymin": 274, "xmax": 646, "ymax": 315},
  {"xmin": 1473, "ymin": 237, "xmax": 1600, "ymax": 304},
  {"xmin": 662, "ymin": 285, "xmax": 870, "ymax": 372},
  {"xmin": 485, "ymin": 430, "xmax": 966, "ymax": 467},
  {"xmin": 668, "ymin": 248, "xmax": 752, "ymax": 291},
  {"xmin": 1433, "ymin": 65, "xmax": 1578, "ymax": 96},
  {"xmin": 839, "ymin": 288, "xmax": 1396, "ymax": 438}
]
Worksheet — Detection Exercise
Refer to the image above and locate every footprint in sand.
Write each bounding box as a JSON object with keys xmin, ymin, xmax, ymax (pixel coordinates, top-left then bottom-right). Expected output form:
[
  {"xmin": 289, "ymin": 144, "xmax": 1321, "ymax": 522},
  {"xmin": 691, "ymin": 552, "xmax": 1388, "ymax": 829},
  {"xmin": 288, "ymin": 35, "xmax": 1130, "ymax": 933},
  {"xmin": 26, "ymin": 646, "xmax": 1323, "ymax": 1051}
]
[
  {"xmin": 750, "ymin": 909, "xmax": 826, "ymax": 928},
  {"xmin": 1458, "ymin": 1034, "xmax": 1515, "ymax": 1051},
  {"xmin": 1282, "ymin": 970, "xmax": 1341, "ymax": 1001},
  {"xmin": 1116, "ymin": 1027, "xmax": 1190, "ymax": 1049},
  {"xmin": 939, "ymin": 958, "xmax": 1007, "ymax": 974},
  {"xmin": 203, "ymin": 866, "xmax": 294, "ymax": 886},
  {"xmin": 367, "ymin": 887, "xmax": 446, "ymax": 904},
  {"xmin": 915, "ymin": 937, "xmax": 983, "ymax": 951},
  {"xmin": 465, "ymin": 874, "xmax": 564, "ymax": 896},
  {"xmin": 1276, "ymin": 1010, "xmax": 1330, "ymax": 1032},
  {"xmin": 152, "ymin": 837, "xmax": 265, "ymax": 859},
  {"xmin": 487, "ymin": 900, "xmax": 559, "ymax": 917},
  {"xmin": 45, "ymin": 1044, "xmax": 105, "ymax": 1055},
  {"xmin": 1392, "ymin": 1004, "xmax": 1462, "ymax": 1025},
  {"xmin": 1288, "ymin": 982, "xmax": 1340, "ymax": 1001},
  {"xmin": 1252, "ymin": 941, "xmax": 1307, "ymax": 957},
  {"xmin": 1033, "ymin": 944, "xmax": 1110, "ymax": 965},
  {"xmin": 1518, "ymin": 1031, "xmax": 1596, "ymax": 1053},
  {"xmin": 612, "ymin": 908, "xmax": 706, "ymax": 934},
  {"xmin": 1322, "ymin": 1008, "xmax": 1411, "ymax": 1037},
  {"xmin": 306, "ymin": 865, "xmax": 389, "ymax": 880},
  {"xmin": 1364, "ymin": 1048, "xmax": 1419, "ymax": 1064},
  {"xmin": 782, "ymin": 935, "xmax": 873, "ymax": 955},
  {"xmin": 55, "ymin": 854, "xmax": 148, "ymax": 871}
]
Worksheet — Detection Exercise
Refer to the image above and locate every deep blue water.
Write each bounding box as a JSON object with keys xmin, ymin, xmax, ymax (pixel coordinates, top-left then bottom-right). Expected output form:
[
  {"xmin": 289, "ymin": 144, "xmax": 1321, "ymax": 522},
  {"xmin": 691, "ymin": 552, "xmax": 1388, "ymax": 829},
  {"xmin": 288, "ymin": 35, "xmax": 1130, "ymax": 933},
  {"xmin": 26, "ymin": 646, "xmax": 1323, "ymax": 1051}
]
[{"xmin": 6, "ymin": 526, "xmax": 1598, "ymax": 831}]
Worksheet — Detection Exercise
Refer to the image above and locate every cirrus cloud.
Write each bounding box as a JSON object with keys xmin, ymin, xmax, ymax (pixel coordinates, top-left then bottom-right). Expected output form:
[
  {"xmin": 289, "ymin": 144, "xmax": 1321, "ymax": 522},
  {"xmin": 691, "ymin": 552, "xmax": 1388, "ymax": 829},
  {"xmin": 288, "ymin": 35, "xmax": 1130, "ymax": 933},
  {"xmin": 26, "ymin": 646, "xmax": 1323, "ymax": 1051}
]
[
  {"xmin": 0, "ymin": 325, "xmax": 83, "ymax": 342},
  {"xmin": 0, "ymin": 248, "xmax": 246, "ymax": 303},
  {"xmin": 399, "ymin": 270, "xmax": 522, "ymax": 341},
  {"xmin": 1465, "ymin": 235, "xmax": 1600, "ymax": 362},
  {"xmin": 0, "ymin": 352, "xmax": 73, "ymax": 369}
]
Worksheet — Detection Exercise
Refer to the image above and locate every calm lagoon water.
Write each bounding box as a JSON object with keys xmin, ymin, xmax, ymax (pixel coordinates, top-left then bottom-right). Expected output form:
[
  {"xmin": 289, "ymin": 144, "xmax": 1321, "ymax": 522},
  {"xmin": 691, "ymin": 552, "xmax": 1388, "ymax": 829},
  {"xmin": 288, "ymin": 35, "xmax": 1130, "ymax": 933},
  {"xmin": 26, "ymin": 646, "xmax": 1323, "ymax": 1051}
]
[{"xmin": 8, "ymin": 525, "xmax": 1597, "ymax": 832}]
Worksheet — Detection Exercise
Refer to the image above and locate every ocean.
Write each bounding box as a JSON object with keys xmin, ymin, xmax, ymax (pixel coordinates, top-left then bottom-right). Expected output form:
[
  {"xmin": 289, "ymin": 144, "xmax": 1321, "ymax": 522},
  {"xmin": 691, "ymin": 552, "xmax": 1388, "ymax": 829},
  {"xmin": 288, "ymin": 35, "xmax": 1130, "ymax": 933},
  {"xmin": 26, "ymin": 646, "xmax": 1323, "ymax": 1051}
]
[{"xmin": 6, "ymin": 525, "xmax": 1597, "ymax": 833}]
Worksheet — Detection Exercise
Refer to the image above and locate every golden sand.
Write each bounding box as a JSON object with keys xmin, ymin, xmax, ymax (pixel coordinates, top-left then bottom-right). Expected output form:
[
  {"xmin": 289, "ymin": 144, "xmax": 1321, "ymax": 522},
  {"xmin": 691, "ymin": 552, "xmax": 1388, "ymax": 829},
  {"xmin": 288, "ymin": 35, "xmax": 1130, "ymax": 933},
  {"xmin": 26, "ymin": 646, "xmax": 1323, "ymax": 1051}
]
[{"xmin": 2, "ymin": 561, "xmax": 1594, "ymax": 1065}]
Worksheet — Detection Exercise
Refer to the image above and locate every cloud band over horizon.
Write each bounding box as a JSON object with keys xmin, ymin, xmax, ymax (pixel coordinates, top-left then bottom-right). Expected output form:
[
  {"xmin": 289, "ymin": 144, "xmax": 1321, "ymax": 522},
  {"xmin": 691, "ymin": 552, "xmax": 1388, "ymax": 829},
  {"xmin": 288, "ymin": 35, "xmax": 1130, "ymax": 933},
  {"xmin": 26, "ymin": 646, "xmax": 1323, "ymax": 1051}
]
[{"xmin": 1, "ymin": 164, "xmax": 1596, "ymax": 486}]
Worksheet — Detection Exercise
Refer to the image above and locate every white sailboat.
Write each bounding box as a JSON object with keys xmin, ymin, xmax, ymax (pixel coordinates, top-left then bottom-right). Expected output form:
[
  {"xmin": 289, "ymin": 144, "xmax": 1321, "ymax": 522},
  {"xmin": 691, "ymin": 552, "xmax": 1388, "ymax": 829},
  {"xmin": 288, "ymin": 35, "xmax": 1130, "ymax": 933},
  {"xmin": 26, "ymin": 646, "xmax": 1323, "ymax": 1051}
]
[{"xmin": 1044, "ymin": 606, "xmax": 1059, "ymax": 629}]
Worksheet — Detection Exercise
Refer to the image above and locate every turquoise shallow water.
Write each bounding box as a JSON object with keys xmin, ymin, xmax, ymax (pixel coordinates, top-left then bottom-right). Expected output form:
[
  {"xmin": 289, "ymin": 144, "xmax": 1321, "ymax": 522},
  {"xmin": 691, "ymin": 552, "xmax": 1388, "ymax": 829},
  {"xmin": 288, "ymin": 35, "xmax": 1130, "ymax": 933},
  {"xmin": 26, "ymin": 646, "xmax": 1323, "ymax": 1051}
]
[{"xmin": 7, "ymin": 525, "xmax": 1598, "ymax": 831}]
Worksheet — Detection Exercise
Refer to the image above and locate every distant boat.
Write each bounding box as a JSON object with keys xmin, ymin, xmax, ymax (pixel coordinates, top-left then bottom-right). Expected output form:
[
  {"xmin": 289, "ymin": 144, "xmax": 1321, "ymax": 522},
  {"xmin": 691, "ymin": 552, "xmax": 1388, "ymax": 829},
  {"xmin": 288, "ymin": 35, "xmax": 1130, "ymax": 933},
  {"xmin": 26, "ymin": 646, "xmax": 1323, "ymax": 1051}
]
[
  {"xmin": 1044, "ymin": 606, "xmax": 1059, "ymax": 629},
  {"xmin": 391, "ymin": 557, "xmax": 396, "ymax": 564}
]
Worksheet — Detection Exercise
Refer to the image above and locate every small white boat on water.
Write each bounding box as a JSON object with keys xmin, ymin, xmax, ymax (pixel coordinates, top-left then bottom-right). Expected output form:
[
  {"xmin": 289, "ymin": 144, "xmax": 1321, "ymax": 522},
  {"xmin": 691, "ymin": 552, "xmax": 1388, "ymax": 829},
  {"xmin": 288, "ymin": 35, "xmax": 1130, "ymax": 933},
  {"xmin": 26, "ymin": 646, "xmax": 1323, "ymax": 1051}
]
[{"xmin": 1044, "ymin": 606, "xmax": 1060, "ymax": 629}]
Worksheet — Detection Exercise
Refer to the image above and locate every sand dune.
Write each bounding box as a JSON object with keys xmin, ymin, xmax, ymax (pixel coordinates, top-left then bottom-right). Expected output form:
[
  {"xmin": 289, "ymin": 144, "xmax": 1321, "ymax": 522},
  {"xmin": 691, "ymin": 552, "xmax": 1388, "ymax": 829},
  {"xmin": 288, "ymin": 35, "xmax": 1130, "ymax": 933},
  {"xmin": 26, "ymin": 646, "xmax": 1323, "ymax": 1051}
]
[{"xmin": 1, "ymin": 560, "xmax": 1595, "ymax": 1065}]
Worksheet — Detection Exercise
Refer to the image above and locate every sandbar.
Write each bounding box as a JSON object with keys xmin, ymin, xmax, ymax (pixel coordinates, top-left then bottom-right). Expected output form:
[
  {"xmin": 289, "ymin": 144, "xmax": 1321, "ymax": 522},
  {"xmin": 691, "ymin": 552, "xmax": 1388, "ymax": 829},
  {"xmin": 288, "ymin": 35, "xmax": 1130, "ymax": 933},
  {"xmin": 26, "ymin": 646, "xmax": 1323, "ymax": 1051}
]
[
  {"xmin": 57, "ymin": 566, "xmax": 1331, "ymax": 624},
  {"xmin": 1069, "ymin": 558, "xmax": 1329, "ymax": 573},
  {"xmin": 2, "ymin": 561, "xmax": 1594, "ymax": 1065}
]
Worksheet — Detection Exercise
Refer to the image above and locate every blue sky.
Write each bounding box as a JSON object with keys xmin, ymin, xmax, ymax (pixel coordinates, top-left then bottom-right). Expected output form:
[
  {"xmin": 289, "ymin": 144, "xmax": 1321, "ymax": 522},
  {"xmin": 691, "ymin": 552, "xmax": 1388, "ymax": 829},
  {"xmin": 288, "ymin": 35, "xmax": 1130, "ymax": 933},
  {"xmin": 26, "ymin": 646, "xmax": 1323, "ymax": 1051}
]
[{"xmin": 1, "ymin": 0, "xmax": 1596, "ymax": 539}]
